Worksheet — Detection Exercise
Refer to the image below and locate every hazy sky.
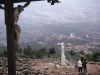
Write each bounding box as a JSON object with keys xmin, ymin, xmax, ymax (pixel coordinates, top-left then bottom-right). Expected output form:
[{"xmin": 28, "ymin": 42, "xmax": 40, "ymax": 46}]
[
  {"xmin": 0, "ymin": 0, "xmax": 100, "ymax": 40},
  {"xmin": 17, "ymin": 0, "xmax": 100, "ymax": 32},
  {"xmin": 17, "ymin": 0, "xmax": 100, "ymax": 24},
  {"xmin": 0, "ymin": 0, "xmax": 100, "ymax": 26}
]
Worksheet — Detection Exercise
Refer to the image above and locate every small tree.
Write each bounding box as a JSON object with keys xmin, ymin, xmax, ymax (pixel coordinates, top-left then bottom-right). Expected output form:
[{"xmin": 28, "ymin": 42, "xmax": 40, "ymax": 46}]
[
  {"xmin": 92, "ymin": 52, "xmax": 100, "ymax": 62},
  {"xmin": 86, "ymin": 54, "xmax": 93, "ymax": 61},
  {"xmin": 24, "ymin": 45, "xmax": 33, "ymax": 56},
  {"xmin": 79, "ymin": 50, "xmax": 84, "ymax": 55},
  {"xmin": 17, "ymin": 47, "xmax": 23, "ymax": 54},
  {"xmin": 40, "ymin": 48, "xmax": 47, "ymax": 58},
  {"xmin": 69, "ymin": 50, "xmax": 76, "ymax": 56},
  {"xmin": 48, "ymin": 47, "xmax": 56, "ymax": 59},
  {"xmin": 35, "ymin": 49, "xmax": 43, "ymax": 59}
]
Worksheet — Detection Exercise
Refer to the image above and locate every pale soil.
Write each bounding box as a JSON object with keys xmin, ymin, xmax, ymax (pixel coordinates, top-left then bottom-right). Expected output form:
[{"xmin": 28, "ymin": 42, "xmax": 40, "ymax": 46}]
[
  {"xmin": 87, "ymin": 64, "xmax": 100, "ymax": 75},
  {"xmin": 29, "ymin": 60, "xmax": 100, "ymax": 75}
]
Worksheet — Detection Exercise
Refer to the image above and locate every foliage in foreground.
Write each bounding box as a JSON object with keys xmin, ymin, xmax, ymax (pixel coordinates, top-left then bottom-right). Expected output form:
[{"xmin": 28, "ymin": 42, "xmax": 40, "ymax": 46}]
[{"xmin": 0, "ymin": 45, "xmax": 100, "ymax": 62}]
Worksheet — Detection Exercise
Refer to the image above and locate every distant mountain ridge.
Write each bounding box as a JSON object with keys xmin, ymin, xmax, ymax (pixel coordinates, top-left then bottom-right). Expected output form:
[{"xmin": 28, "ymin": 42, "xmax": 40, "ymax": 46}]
[{"xmin": 0, "ymin": 0, "xmax": 100, "ymax": 44}]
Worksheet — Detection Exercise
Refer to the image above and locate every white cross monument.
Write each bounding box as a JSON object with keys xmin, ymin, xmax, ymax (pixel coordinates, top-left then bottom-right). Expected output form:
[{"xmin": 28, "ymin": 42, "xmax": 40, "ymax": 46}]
[{"xmin": 57, "ymin": 42, "xmax": 70, "ymax": 66}]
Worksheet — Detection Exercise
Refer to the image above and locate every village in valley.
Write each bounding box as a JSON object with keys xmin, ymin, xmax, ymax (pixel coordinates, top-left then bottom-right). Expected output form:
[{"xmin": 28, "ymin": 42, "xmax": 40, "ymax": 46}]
[
  {"xmin": 0, "ymin": 0, "xmax": 100, "ymax": 75},
  {"xmin": 0, "ymin": 32, "xmax": 100, "ymax": 75}
]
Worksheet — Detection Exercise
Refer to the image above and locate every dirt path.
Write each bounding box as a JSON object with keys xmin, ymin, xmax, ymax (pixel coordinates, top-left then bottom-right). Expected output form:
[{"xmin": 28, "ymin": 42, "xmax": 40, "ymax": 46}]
[
  {"xmin": 29, "ymin": 60, "xmax": 100, "ymax": 75},
  {"xmin": 87, "ymin": 64, "xmax": 100, "ymax": 75}
]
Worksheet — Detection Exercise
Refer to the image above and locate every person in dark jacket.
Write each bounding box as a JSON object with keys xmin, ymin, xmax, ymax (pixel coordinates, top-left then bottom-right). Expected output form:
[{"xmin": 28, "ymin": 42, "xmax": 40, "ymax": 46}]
[
  {"xmin": 82, "ymin": 58, "xmax": 87, "ymax": 72},
  {"xmin": 79, "ymin": 53, "xmax": 87, "ymax": 72},
  {"xmin": 80, "ymin": 57, "xmax": 87, "ymax": 72}
]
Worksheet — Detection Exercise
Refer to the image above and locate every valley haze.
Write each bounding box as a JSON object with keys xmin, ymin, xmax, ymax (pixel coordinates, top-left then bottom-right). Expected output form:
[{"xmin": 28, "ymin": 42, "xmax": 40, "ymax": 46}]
[{"xmin": 0, "ymin": 0, "xmax": 100, "ymax": 48}]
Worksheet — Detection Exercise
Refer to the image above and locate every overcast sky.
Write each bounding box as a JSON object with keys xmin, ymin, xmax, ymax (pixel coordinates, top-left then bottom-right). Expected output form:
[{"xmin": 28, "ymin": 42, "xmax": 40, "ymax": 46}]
[
  {"xmin": 17, "ymin": 0, "xmax": 100, "ymax": 24},
  {"xmin": 15, "ymin": 0, "xmax": 100, "ymax": 33},
  {"xmin": 0, "ymin": 0, "xmax": 100, "ymax": 40},
  {"xmin": 0, "ymin": 0, "xmax": 100, "ymax": 25}
]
